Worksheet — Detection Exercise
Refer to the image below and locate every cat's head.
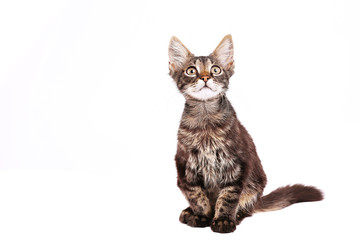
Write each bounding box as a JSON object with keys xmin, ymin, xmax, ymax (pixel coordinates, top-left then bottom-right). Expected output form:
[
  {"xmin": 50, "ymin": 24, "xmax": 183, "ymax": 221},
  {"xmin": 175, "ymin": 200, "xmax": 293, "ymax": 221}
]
[{"xmin": 168, "ymin": 35, "xmax": 234, "ymax": 101}]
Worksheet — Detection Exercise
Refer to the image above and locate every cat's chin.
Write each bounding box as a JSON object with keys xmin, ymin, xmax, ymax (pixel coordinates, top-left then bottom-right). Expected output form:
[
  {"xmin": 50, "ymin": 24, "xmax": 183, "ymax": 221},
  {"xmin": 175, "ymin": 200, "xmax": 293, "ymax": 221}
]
[{"xmin": 186, "ymin": 87, "xmax": 222, "ymax": 101}]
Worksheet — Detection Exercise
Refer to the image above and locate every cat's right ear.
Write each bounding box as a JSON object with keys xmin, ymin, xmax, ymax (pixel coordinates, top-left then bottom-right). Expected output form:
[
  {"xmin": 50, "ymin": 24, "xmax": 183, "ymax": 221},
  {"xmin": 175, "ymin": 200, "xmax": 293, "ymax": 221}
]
[{"xmin": 168, "ymin": 36, "xmax": 193, "ymax": 73}]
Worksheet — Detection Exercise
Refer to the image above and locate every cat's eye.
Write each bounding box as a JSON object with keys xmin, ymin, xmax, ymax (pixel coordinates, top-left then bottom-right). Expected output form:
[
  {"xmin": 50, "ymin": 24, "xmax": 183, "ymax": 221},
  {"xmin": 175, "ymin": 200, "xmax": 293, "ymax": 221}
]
[
  {"xmin": 211, "ymin": 66, "xmax": 222, "ymax": 75},
  {"xmin": 185, "ymin": 67, "xmax": 197, "ymax": 76}
]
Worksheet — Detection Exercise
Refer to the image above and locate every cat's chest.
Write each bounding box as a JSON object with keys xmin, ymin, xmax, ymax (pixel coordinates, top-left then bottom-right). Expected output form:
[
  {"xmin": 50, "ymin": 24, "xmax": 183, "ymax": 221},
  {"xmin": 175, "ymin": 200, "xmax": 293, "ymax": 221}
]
[
  {"xmin": 178, "ymin": 123, "xmax": 229, "ymax": 151},
  {"xmin": 178, "ymin": 118, "xmax": 240, "ymax": 187},
  {"xmin": 186, "ymin": 146, "xmax": 240, "ymax": 188}
]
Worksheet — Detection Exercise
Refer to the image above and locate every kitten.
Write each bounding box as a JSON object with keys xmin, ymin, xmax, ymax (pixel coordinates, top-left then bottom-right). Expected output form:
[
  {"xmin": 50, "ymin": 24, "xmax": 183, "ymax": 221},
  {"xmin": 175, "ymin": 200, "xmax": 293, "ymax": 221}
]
[{"xmin": 168, "ymin": 35, "xmax": 323, "ymax": 234}]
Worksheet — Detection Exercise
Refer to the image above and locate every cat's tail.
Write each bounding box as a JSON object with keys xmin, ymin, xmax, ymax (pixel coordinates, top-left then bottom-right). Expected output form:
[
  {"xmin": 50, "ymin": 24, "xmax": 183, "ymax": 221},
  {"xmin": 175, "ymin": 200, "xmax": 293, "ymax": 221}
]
[{"xmin": 254, "ymin": 184, "xmax": 323, "ymax": 213}]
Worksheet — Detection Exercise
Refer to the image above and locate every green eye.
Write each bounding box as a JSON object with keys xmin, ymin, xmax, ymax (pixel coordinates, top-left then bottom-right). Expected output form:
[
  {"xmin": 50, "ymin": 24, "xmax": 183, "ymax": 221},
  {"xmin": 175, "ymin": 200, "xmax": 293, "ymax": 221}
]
[
  {"xmin": 211, "ymin": 66, "xmax": 222, "ymax": 75},
  {"xmin": 185, "ymin": 67, "xmax": 197, "ymax": 76}
]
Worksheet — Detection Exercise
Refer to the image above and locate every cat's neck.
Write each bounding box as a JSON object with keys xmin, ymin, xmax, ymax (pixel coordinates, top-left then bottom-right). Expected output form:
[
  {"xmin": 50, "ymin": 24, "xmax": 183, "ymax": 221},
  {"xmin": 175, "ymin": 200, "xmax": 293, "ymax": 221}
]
[
  {"xmin": 184, "ymin": 95, "xmax": 227, "ymax": 113},
  {"xmin": 181, "ymin": 94, "xmax": 233, "ymax": 128}
]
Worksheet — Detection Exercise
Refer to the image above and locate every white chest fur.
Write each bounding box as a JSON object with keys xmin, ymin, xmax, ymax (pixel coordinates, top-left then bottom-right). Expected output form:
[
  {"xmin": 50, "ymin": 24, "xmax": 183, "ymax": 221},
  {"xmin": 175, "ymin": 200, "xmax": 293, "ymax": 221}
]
[{"xmin": 186, "ymin": 147, "xmax": 241, "ymax": 187}]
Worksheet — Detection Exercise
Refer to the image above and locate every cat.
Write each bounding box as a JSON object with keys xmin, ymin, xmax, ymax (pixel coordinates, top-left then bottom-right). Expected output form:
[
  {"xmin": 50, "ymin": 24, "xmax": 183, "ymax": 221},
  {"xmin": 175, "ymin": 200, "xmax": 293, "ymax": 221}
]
[{"xmin": 168, "ymin": 34, "xmax": 323, "ymax": 234}]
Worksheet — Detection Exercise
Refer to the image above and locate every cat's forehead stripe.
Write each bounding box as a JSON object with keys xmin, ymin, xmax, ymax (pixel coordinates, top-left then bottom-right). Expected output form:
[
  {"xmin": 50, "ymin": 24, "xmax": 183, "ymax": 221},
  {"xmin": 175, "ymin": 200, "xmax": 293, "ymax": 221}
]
[
  {"xmin": 195, "ymin": 58, "xmax": 213, "ymax": 72},
  {"xmin": 195, "ymin": 59, "xmax": 203, "ymax": 72}
]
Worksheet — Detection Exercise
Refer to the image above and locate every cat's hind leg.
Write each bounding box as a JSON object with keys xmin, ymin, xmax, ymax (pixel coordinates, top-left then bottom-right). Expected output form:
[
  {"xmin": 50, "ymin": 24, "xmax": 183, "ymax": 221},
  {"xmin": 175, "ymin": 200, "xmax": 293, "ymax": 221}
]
[
  {"xmin": 235, "ymin": 208, "xmax": 252, "ymax": 225},
  {"xmin": 235, "ymin": 190, "xmax": 258, "ymax": 224}
]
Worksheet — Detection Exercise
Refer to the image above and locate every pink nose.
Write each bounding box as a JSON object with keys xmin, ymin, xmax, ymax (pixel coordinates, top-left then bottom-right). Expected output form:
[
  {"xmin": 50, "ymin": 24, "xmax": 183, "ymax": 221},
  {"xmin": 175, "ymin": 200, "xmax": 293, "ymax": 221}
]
[{"xmin": 200, "ymin": 75, "xmax": 210, "ymax": 82}]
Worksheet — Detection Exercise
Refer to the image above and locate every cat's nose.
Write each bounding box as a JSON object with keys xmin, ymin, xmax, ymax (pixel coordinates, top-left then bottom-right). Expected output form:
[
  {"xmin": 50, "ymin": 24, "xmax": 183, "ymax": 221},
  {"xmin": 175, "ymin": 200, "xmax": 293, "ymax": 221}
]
[{"xmin": 200, "ymin": 75, "xmax": 210, "ymax": 82}]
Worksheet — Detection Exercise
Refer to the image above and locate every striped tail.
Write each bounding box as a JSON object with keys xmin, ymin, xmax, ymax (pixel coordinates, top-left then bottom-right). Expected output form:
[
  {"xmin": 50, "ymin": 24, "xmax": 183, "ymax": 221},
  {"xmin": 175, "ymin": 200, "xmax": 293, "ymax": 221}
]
[{"xmin": 255, "ymin": 184, "xmax": 324, "ymax": 213}]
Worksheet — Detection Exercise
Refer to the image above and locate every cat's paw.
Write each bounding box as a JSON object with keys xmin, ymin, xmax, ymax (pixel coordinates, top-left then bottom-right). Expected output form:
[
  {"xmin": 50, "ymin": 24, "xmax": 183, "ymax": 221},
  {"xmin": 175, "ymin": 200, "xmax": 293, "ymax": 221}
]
[
  {"xmin": 211, "ymin": 217, "xmax": 236, "ymax": 233},
  {"xmin": 179, "ymin": 207, "xmax": 193, "ymax": 224},
  {"xmin": 179, "ymin": 207, "xmax": 211, "ymax": 228}
]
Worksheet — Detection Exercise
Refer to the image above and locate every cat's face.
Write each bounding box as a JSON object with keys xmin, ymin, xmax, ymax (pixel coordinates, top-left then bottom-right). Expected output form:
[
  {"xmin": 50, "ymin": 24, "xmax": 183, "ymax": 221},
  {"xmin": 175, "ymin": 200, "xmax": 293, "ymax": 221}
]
[{"xmin": 168, "ymin": 35, "xmax": 235, "ymax": 101}]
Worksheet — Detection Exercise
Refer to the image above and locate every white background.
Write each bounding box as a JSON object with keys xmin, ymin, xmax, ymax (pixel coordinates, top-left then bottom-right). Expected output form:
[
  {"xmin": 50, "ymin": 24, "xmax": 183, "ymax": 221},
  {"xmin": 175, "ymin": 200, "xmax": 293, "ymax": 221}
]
[{"xmin": 0, "ymin": 0, "xmax": 359, "ymax": 239}]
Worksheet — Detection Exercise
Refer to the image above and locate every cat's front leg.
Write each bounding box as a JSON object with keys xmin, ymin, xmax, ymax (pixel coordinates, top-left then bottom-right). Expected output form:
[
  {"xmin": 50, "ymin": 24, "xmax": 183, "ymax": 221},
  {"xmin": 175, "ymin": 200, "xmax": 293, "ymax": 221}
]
[
  {"xmin": 179, "ymin": 184, "xmax": 212, "ymax": 227},
  {"xmin": 211, "ymin": 185, "xmax": 241, "ymax": 233}
]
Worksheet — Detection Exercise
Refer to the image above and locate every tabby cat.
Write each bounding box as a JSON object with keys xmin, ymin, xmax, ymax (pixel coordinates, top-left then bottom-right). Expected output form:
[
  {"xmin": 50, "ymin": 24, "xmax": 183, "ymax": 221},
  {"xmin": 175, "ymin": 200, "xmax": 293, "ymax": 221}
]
[{"xmin": 168, "ymin": 35, "xmax": 323, "ymax": 233}]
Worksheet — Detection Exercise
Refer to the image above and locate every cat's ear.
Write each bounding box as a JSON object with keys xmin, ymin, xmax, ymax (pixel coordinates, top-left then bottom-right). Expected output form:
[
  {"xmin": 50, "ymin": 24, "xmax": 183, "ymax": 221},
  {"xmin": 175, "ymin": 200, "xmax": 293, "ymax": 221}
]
[
  {"xmin": 212, "ymin": 34, "xmax": 234, "ymax": 70},
  {"xmin": 168, "ymin": 36, "xmax": 193, "ymax": 73}
]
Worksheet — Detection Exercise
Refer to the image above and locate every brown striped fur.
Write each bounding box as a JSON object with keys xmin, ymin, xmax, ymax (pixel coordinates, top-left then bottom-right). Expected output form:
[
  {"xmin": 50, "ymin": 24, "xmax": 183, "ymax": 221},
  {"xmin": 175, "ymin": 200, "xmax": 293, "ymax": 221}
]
[{"xmin": 169, "ymin": 35, "xmax": 323, "ymax": 234}]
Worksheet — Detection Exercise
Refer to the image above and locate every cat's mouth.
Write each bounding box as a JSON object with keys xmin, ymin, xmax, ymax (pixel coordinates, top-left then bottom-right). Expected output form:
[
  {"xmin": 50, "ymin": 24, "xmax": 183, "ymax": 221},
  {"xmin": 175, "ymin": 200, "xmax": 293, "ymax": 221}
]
[
  {"xmin": 187, "ymin": 83, "xmax": 221, "ymax": 100},
  {"xmin": 198, "ymin": 85, "xmax": 214, "ymax": 92}
]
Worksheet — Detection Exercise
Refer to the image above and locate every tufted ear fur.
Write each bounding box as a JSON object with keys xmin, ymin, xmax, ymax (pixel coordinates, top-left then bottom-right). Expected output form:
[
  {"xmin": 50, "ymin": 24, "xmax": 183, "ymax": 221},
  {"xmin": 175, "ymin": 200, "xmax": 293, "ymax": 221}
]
[
  {"xmin": 168, "ymin": 36, "xmax": 193, "ymax": 73},
  {"xmin": 212, "ymin": 35, "xmax": 234, "ymax": 70}
]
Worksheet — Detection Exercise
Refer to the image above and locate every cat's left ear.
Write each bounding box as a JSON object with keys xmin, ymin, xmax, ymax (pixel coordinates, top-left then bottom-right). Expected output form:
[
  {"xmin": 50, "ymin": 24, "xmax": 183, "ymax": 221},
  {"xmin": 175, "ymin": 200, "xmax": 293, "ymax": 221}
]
[
  {"xmin": 212, "ymin": 34, "xmax": 234, "ymax": 70},
  {"xmin": 168, "ymin": 36, "xmax": 193, "ymax": 73}
]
